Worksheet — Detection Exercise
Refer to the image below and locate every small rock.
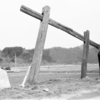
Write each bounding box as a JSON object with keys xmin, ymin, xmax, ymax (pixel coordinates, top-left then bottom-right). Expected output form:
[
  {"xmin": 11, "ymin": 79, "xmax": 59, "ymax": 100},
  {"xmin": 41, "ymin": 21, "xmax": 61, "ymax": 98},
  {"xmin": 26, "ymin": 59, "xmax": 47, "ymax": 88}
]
[
  {"xmin": 31, "ymin": 86, "xmax": 38, "ymax": 90},
  {"xmin": 43, "ymin": 88, "xmax": 49, "ymax": 92}
]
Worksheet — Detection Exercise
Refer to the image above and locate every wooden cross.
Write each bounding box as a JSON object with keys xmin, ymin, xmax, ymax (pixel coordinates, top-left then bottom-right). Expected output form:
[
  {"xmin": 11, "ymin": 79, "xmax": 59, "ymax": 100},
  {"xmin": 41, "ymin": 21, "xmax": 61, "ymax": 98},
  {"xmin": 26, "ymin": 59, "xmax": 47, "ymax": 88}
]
[{"xmin": 20, "ymin": 5, "xmax": 100, "ymax": 86}]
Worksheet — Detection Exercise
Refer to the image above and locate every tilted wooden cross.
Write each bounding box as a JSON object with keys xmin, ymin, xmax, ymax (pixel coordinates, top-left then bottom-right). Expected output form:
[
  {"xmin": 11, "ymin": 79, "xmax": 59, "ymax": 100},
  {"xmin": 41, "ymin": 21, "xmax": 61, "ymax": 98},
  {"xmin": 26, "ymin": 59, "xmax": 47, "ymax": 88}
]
[{"xmin": 20, "ymin": 5, "xmax": 100, "ymax": 87}]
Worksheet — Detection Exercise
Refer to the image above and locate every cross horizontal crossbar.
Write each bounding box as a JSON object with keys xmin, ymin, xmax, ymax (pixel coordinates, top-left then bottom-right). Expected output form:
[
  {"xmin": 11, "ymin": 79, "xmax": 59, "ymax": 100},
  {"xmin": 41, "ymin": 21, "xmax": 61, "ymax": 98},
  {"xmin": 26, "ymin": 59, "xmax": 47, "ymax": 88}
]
[{"xmin": 20, "ymin": 5, "xmax": 100, "ymax": 49}]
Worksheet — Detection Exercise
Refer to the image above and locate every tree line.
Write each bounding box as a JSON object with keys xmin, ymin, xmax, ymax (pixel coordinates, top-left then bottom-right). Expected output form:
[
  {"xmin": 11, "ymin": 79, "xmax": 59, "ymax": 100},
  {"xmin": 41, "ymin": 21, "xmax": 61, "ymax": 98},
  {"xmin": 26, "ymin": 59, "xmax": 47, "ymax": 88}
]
[{"xmin": 0, "ymin": 46, "xmax": 99, "ymax": 66}]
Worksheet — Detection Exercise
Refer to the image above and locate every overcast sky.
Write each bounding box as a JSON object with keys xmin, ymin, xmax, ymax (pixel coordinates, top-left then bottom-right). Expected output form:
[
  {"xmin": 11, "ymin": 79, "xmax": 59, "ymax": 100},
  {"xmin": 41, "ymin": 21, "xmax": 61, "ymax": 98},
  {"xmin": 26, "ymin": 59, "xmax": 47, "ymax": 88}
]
[{"xmin": 0, "ymin": 0, "xmax": 100, "ymax": 50}]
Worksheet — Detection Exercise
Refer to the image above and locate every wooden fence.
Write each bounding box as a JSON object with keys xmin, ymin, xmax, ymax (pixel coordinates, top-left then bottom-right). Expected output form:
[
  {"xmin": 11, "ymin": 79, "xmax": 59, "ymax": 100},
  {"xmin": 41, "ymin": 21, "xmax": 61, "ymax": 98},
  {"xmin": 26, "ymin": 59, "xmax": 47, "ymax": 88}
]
[{"xmin": 20, "ymin": 5, "xmax": 100, "ymax": 86}]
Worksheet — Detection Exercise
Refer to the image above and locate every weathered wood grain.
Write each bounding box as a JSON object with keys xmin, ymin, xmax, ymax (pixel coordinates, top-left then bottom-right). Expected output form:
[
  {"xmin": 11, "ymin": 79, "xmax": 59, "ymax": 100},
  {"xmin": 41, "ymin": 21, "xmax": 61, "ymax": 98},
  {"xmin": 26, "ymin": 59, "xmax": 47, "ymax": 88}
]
[
  {"xmin": 22, "ymin": 6, "xmax": 50, "ymax": 85},
  {"xmin": 81, "ymin": 31, "xmax": 89, "ymax": 78}
]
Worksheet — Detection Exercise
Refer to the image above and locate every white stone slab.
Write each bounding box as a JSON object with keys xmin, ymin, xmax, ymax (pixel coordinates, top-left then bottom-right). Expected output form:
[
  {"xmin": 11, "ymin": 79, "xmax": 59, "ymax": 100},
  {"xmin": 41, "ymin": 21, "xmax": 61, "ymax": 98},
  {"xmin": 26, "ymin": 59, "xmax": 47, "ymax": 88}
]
[{"xmin": 0, "ymin": 68, "xmax": 11, "ymax": 89}]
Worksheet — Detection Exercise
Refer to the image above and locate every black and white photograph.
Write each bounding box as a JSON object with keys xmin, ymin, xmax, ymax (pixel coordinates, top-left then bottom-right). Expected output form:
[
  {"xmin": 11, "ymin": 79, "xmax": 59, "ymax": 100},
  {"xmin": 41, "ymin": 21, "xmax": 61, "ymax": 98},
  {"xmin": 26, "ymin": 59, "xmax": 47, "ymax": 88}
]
[{"xmin": 0, "ymin": 0, "xmax": 100, "ymax": 100}]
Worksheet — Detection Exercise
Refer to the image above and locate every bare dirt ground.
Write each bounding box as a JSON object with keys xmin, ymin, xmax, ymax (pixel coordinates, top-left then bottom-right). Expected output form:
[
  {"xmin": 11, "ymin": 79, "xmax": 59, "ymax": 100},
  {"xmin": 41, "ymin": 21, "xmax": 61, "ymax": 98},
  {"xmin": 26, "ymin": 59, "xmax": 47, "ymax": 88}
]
[{"xmin": 0, "ymin": 64, "xmax": 100, "ymax": 100}]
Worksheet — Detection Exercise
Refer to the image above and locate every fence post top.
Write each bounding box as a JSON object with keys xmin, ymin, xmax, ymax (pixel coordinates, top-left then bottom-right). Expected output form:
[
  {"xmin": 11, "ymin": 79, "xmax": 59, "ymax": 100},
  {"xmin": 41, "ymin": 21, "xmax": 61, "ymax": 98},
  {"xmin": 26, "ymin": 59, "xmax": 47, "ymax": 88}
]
[
  {"xmin": 42, "ymin": 6, "xmax": 50, "ymax": 11},
  {"xmin": 84, "ymin": 30, "xmax": 89, "ymax": 33}
]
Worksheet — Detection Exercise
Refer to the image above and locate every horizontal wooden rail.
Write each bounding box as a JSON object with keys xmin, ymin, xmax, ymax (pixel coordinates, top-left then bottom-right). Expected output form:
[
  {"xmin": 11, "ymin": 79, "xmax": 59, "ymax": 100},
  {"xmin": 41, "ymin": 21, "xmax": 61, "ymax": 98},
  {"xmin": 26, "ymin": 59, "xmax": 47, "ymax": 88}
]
[{"xmin": 20, "ymin": 5, "xmax": 100, "ymax": 49}]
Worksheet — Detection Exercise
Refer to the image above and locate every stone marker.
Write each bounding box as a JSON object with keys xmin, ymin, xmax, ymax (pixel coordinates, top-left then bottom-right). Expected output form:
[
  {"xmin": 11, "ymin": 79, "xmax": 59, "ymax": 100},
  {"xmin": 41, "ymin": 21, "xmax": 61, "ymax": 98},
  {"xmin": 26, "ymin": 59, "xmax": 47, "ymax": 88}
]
[{"xmin": 0, "ymin": 68, "xmax": 11, "ymax": 89}]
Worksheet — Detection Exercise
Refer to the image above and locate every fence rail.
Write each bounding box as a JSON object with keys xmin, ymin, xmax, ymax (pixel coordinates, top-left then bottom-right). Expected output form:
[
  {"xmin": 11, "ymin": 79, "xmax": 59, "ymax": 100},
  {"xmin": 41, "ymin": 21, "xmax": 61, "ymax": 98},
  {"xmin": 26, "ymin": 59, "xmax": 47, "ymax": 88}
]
[{"xmin": 20, "ymin": 5, "xmax": 100, "ymax": 49}]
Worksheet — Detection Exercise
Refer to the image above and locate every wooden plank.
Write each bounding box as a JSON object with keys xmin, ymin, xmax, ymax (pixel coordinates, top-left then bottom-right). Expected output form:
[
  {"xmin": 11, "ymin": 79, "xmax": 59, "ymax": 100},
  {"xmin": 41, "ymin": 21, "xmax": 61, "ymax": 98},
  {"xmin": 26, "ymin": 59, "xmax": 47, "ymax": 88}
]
[
  {"xmin": 21, "ymin": 66, "xmax": 31, "ymax": 87},
  {"xmin": 20, "ymin": 5, "xmax": 100, "ymax": 49},
  {"xmin": 22, "ymin": 6, "xmax": 50, "ymax": 85},
  {"xmin": 98, "ymin": 48, "xmax": 100, "ymax": 75},
  {"xmin": 81, "ymin": 31, "xmax": 89, "ymax": 78}
]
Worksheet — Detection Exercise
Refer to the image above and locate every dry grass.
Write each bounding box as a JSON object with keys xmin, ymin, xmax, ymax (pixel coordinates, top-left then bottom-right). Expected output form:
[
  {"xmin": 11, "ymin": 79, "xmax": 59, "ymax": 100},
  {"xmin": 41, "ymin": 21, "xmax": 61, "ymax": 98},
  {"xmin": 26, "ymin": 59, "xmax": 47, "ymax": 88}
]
[{"xmin": 0, "ymin": 64, "xmax": 100, "ymax": 100}]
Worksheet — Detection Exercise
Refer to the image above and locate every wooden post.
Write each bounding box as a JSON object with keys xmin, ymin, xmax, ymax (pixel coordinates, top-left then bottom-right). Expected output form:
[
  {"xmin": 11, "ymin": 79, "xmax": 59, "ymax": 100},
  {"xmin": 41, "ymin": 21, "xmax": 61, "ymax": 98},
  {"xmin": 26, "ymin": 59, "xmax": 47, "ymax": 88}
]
[
  {"xmin": 22, "ymin": 6, "xmax": 50, "ymax": 86},
  {"xmin": 98, "ymin": 48, "xmax": 100, "ymax": 75},
  {"xmin": 81, "ymin": 30, "xmax": 89, "ymax": 79}
]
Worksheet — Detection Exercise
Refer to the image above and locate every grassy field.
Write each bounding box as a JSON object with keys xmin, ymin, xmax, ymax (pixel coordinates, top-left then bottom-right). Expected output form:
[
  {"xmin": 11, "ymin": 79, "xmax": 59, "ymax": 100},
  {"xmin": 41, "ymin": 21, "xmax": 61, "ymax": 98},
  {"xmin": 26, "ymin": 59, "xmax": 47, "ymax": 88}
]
[
  {"xmin": 0, "ymin": 64, "xmax": 100, "ymax": 99},
  {"xmin": 8, "ymin": 64, "xmax": 100, "ymax": 86}
]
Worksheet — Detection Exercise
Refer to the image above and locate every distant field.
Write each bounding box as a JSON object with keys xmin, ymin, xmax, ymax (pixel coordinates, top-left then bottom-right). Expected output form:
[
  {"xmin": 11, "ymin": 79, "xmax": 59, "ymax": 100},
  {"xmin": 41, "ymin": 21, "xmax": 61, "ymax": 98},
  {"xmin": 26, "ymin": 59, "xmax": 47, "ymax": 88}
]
[
  {"xmin": 11, "ymin": 63, "xmax": 99, "ymax": 72},
  {"xmin": 8, "ymin": 64, "xmax": 100, "ymax": 86}
]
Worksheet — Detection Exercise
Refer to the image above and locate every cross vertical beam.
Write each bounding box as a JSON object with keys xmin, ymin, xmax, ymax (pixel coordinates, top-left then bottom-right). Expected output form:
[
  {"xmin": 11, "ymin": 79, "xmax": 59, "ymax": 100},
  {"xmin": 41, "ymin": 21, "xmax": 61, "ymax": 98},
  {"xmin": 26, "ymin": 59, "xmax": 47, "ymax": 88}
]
[
  {"xmin": 22, "ymin": 6, "xmax": 50, "ymax": 86},
  {"xmin": 81, "ymin": 30, "xmax": 89, "ymax": 79}
]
